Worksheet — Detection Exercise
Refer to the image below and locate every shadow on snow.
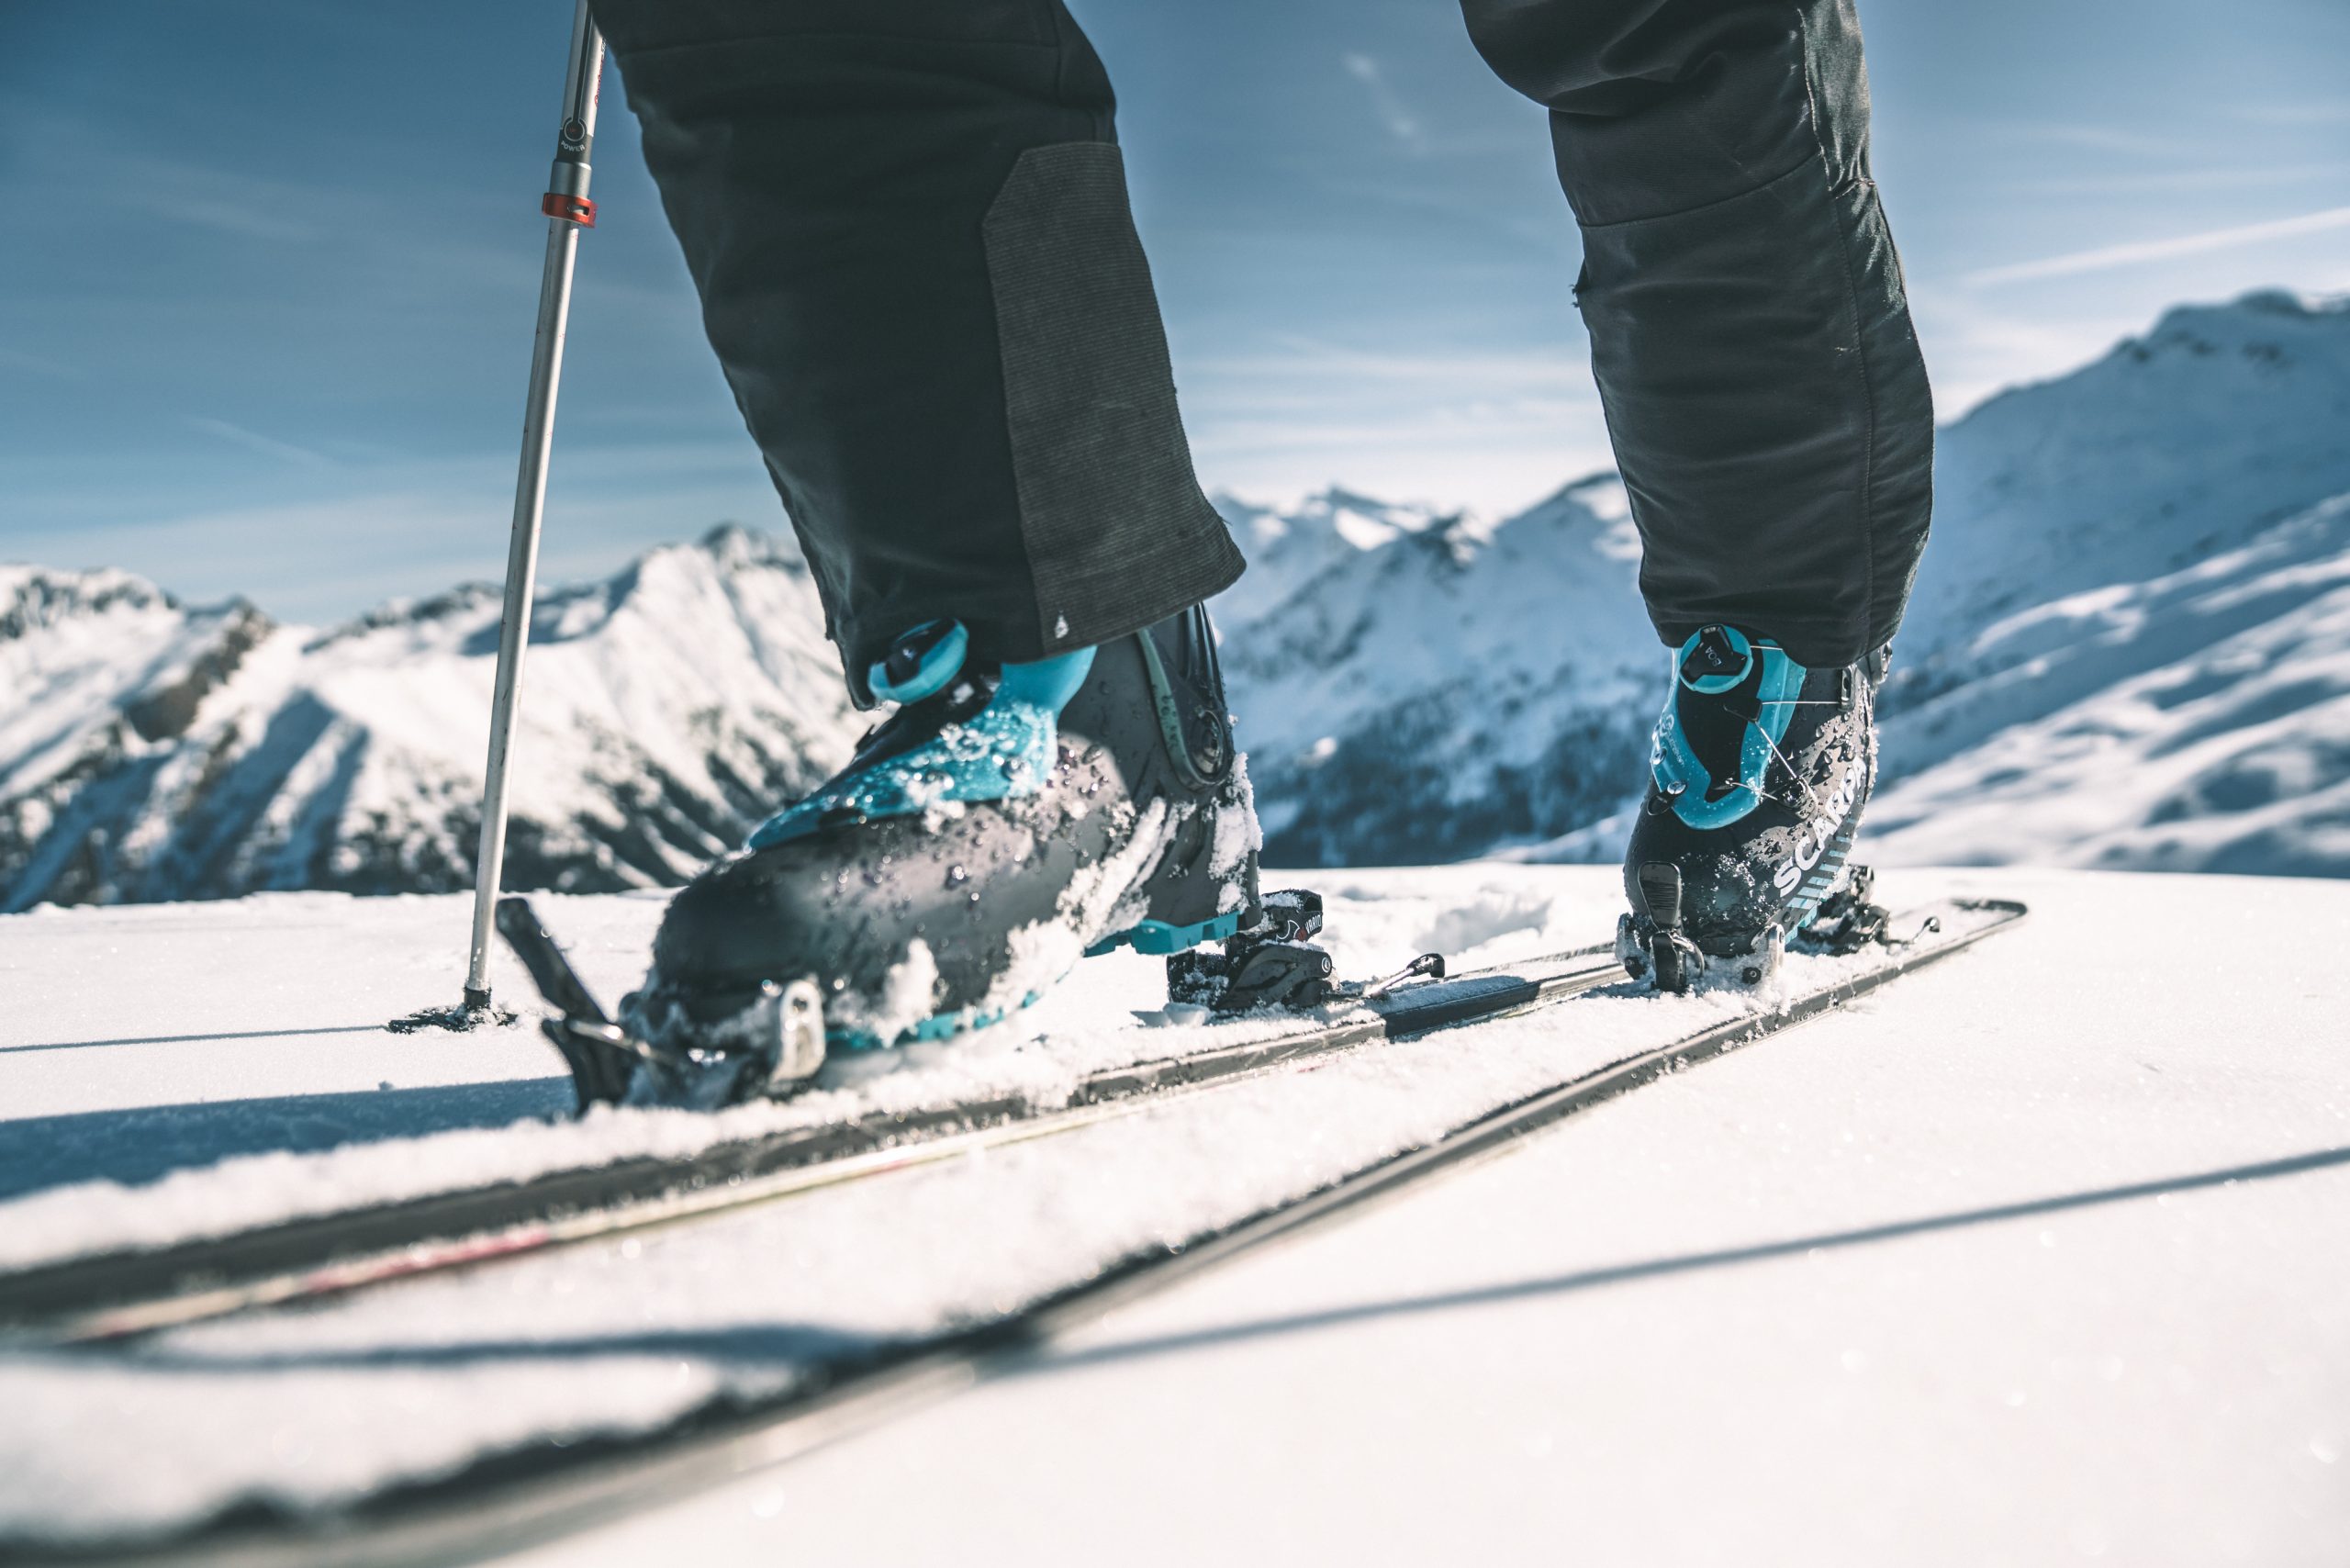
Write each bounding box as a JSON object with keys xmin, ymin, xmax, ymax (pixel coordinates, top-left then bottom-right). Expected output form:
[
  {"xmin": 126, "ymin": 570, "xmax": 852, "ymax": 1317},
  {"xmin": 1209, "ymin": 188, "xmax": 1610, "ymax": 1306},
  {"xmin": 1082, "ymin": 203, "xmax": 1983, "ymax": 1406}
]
[
  {"xmin": 0, "ymin": 1078, "xmax": 574, "ymax": 1201},
  {"xmin": 85, "ymin": 1143, "xmax": 2350, "ymax": 1379}
]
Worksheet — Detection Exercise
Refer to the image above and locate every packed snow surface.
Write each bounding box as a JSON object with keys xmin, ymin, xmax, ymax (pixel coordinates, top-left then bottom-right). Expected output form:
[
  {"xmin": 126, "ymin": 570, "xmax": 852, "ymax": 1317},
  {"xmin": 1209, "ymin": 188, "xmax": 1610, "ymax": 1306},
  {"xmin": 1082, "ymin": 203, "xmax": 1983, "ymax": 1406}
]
[{"xmin": 2, "ymin": 867, "xmax": 2346, "ymax": 1564}]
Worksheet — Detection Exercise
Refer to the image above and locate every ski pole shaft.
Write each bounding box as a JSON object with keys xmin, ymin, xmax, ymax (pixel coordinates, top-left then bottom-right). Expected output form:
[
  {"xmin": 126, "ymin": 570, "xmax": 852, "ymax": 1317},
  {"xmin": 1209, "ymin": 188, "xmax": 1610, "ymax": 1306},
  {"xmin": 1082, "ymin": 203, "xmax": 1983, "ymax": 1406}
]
[{"xmin": 465, "ymin": 0, "xmax": 606, "ymax": 1010}]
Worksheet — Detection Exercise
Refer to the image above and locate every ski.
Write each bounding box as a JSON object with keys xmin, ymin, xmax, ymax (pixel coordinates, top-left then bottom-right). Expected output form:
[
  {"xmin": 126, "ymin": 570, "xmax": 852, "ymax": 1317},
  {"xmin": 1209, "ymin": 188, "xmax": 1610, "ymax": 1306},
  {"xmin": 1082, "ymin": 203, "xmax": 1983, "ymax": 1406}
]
[
  {"xmin": 28, "ymin": 892, "xmax": 2029, "ymax": 1567},
  {"xmin": 0, "ymin": 935, "xmax": 1626, "ymax": 1345},
  {"xmin": 0, "ymin": 893, "xmax": 2026, "ymax": 1350}
]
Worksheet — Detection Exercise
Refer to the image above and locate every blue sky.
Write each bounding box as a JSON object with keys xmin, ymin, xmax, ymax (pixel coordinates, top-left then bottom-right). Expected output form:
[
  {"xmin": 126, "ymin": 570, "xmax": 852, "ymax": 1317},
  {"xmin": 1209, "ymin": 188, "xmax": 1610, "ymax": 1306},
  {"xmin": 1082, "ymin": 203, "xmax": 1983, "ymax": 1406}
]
[{"xmin": 3, "ymin": 0, "xmax": 2345, "ymax": 624}]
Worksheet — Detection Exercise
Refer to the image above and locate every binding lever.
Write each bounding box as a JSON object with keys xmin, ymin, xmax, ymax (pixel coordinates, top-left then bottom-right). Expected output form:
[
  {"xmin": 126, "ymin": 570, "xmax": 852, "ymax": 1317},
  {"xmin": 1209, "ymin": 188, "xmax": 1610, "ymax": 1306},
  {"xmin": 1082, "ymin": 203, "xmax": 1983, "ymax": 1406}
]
[
  {"xmin": 1167, "ymin": 889, "xmax": 1337, "ymax": 1014},
  {"xmin": 1629, "ymin": 863, "xmax": 1703, "ymax": 993},
  {"xmin": 1359, "ymin": 952, "xmax": 1447, "ymax": 1000},
  {"xmin": 496, "ymin": 897, "xmax": 650, "ymax": 1110},
  {"xmin": 495, "ymin": 896, "xmax": 610, "ymax": 1023},
  {"xmin": 495, "ymin": 896, "xmax": 827, "ymax": 1114}
]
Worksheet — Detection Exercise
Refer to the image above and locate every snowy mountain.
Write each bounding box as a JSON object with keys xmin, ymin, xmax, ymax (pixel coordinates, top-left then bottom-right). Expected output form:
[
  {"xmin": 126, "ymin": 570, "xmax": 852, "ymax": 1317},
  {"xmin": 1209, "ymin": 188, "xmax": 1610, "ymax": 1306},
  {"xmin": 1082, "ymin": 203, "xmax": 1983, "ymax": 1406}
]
[
  {"xmin": 1217, "ymin": 473, "xmax": 1656, "ymax": 866},
  {"xmin": 1207, "ymin": 487, "xmax": 1458, "ymax": 628},
  {"xmin": 0, "ymin": 529, "xmax": 860, "ymax": 909},
  {"xmin": 6, "ymin": 289, "xmax": 2346, "ymax": 903},
  {"xmin": 1213, "ymin": 289, "xmax": 2350, "ymax": 873},
  {"xmin": 1863, "ymin": 291, "xmax": 2350, "ymax": 874}
]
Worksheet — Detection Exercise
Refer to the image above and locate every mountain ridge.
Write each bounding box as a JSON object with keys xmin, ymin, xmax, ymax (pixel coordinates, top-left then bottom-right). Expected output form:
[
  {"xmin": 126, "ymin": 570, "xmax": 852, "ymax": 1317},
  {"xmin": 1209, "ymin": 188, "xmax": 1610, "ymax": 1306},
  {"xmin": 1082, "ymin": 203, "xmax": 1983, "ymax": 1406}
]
[
  {"xmin": 6, "ymin": 288, "xmax": 2347, "ymax": 904},
  {"xmin": 0, "ymin": 526, "xmax": 861, "ymax": 910}
]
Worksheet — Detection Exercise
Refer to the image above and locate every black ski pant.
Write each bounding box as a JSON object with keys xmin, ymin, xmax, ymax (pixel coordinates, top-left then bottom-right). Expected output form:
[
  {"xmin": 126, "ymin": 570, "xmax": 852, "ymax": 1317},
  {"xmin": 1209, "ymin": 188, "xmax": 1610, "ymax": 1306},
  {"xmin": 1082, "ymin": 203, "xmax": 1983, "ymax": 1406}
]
[{"xmin": 593, "ymin": 0, "xmax": 1931, "ymax": 694}]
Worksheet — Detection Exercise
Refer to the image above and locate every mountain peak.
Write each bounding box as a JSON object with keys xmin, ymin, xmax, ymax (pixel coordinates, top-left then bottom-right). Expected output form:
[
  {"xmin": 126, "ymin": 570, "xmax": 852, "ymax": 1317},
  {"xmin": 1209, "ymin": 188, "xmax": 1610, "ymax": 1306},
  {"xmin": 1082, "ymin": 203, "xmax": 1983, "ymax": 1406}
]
[
  {"xmin": 690, "ymin": 521, "xmax": 805, "ymax": 577},
  {"xmin": 0, "ymin": 566, "xmax": 180, "ymax": 642},
  {"xmin": 2148, "ymin": 286, "xmax": 2343, "ymax": 335},
  {"xmin": 307, "ymin": 582, "xmax": 499, "ymax": 654},
  {"xmin": 1507, "ymin": 471, "xmax": 1632, "ymax": 532},
  {"xmin": 2119, "ymin": 286, "xmax": 2347, "ymax": 369},
  {"xmin": 2, "ymin": 520, "xmax": 860, "ymax": 910}
]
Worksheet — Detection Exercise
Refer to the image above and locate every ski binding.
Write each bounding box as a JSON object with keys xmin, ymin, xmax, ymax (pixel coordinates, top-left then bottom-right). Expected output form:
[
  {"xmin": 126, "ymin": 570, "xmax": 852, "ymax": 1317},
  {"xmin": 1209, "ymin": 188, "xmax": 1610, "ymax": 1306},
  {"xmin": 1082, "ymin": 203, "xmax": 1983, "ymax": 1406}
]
[
  {"xmin": 1618, "ymin": 862, "xmax": 1922, "ymax": 993},
  {"xmin": 497, "ymin": 887, "xmax": 1379, "ymax": 1114},
  {"xmin": 495, "ymin": 897, "xmax": 823, "ymax": 1113}
]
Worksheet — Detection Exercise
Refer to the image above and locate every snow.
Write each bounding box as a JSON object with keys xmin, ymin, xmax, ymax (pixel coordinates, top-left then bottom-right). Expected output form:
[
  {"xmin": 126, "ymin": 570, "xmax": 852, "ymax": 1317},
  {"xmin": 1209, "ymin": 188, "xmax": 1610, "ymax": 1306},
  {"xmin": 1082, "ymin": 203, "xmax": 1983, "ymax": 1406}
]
[
  {"xmin": 1218, "ymin": 472, "xmax": 1660, "ymax": 865},
  {"xmin": 1866, "ymin": 492, "xmax": 2350, "ymax": 873},
  {"xmin": 547, "ymin": 874, "xmax": 2350, "ymax": 1568},
  {"xmin": 0, "ymin": 568, "xmax": 210, "ymax": 796},
  {"xmin": 3, "ymin": 867, "xmax": 2347, "ymax": 1562},
  {"xmin": 1207, "ymin": 487, "xmax": 1455, "ymax": 628},
  {"xmin": 6, "ymin": 286, "xmax": 2350, "ymax": 1557},
  {"xmin": 0, "ymin": 868, "xmax": 1584, "ymax": 1269},
  {"xmin": 1851, "ymin": 293, "xmax": 2350, "ymax": 876}
]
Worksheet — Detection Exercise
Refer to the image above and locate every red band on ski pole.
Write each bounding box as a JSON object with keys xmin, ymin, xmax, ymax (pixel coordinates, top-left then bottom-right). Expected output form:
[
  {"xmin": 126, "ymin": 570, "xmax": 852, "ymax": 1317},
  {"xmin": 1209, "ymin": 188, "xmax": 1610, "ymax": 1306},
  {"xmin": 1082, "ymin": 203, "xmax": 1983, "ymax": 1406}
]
[{"xmin": 542, "ymin": 193, "xmax": 597, "ymax": 227}]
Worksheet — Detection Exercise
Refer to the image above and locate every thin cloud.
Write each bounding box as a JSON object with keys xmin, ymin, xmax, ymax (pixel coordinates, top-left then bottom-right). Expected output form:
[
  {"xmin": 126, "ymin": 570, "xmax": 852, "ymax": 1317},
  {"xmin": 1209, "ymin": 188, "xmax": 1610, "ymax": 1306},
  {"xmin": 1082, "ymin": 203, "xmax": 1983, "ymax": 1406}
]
[
  {"xmin": 1991, "ymin": 122, "xmax": 2187, "ymax": 159},
  {"xmin": 2235, "ymin": 101, "xmax": 2350, "ymax": 128},
  {"xmin": 4, "ymin": 439, "xmax": 791, "ymax": 624},
  {"xmin": 1903, "ymin": 282, "xmax": 2147, "ymax": 417},
  {"xmin": 129, "ymin": 188, "xmax": 322, "ymax": 244},
  {"xmin": 1963, "ymin": 206, "xmax": 2350, "ymax": 286},
  {"xmin": 1195, "ymin": 336, "xmax": 1595, "ymax": 393},
  {"xmin": 185, "ymin": 418, "xmax": 338, "ymax": 470},
  {"xmin": 1340, "ymin": 52, "xmax": 1428, "ymax": 153},
  {"xmin": 2010, "ymin": 162, "xmax": 2350, "ymax": 196},
  {"xmin": 0, "ymin": 345, "xmax": 88, "ymax": 382},
  {"xmin": 37, "ymin": 129, "xmax": 334, "ymax": 244}
]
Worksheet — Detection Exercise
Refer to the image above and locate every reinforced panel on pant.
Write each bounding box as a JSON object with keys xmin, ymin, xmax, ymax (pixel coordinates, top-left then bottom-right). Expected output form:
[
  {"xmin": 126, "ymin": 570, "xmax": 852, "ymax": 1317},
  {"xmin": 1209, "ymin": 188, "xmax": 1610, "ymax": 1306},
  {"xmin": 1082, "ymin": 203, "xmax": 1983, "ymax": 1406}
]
[{"xmin": 982, "ymin": 142, "xmax": 1243, "ymax": 654}]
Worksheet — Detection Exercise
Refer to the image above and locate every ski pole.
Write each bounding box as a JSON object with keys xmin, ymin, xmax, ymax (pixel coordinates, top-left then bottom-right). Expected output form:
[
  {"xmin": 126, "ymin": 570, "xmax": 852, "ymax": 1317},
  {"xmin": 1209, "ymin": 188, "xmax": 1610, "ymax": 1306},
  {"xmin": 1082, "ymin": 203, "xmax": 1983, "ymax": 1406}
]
[{"xmin": 464, "ymin": 0, "xmax": 606, "ymax": 1013}]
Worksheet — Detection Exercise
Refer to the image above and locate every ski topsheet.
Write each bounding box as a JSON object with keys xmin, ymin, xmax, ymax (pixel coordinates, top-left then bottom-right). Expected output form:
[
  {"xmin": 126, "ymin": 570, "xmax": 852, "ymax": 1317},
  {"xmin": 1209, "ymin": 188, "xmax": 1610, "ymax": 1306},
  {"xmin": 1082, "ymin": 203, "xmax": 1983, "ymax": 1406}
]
[{"xmin": 0, "ymin": 941, "xmax": 1628, "ymax": 1343}]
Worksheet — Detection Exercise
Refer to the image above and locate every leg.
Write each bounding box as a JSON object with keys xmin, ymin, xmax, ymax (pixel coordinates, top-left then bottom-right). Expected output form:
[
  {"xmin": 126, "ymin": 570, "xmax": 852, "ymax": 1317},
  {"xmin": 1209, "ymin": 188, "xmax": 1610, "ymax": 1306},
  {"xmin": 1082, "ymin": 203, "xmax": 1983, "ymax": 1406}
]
[
  {"xmin": 1460, "ymin": 0, "xmax": 1928, "ymax": 980},
  {"xmin": 593, "ymin": 0, "xmax": 1242, "ymax": 698},
  {"xmin": 1460, "ymin": 0, "xmax": 1930, "ymax": 667},
  {"xmin": 564, "ymin": 3, "xmax": 1263, "ymax": 1097}
]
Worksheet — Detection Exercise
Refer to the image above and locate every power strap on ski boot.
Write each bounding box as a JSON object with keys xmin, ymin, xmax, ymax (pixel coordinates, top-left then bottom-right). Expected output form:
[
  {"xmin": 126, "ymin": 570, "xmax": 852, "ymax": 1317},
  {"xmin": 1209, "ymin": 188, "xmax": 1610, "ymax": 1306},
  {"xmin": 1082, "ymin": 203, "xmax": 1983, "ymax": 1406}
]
[{"xmin": 1167, "ymin": 889, "xmax": 1338, "ymax": 1014}]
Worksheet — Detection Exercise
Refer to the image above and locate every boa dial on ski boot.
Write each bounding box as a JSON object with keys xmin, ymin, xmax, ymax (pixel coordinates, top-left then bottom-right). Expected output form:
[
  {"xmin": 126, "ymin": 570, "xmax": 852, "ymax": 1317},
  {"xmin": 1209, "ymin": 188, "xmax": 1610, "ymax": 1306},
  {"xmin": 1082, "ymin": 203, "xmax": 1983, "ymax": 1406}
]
[
  {"xmin": 613, "ymin": 605, "xmax": 1273, "ymax": 1103},
  {"xmin": 1616, "ymin": 624, "xmax": 1884, "ymax": 993}
]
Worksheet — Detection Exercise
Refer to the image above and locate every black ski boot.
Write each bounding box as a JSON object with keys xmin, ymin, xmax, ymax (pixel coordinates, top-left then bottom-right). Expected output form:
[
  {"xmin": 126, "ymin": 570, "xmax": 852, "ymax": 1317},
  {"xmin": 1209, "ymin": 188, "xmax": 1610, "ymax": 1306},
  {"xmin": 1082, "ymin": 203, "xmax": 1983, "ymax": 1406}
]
[
  {"xmin": 1616, "ymin": 624, "xmax": 1885, "ymax": 991},
  {"xmin": 614, "ymin": 606, "xmax": 1279, "ymax": 1099}
]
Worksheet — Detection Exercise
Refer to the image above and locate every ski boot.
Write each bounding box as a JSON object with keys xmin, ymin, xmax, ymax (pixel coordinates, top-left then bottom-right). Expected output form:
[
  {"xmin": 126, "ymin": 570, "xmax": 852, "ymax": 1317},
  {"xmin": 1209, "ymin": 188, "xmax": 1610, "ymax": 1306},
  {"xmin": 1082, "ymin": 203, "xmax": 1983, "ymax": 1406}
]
[
  {"xmin": 1616, "ymin": 624, "xmax": 1885, "ymax": 992},
  {"xmin": 604, "ymin": 605, "xmax": 1311, "ymax": 1104}
]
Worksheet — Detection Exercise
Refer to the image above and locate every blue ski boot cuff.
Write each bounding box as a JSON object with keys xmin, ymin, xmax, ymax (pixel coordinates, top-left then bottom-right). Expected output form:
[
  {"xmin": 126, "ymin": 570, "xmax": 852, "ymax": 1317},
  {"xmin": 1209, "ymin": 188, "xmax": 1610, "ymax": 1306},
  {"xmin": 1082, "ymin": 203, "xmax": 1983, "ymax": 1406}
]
[{"xmin": 748, "ymin": 622, "xmax": 1096, "ymax": 850}]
